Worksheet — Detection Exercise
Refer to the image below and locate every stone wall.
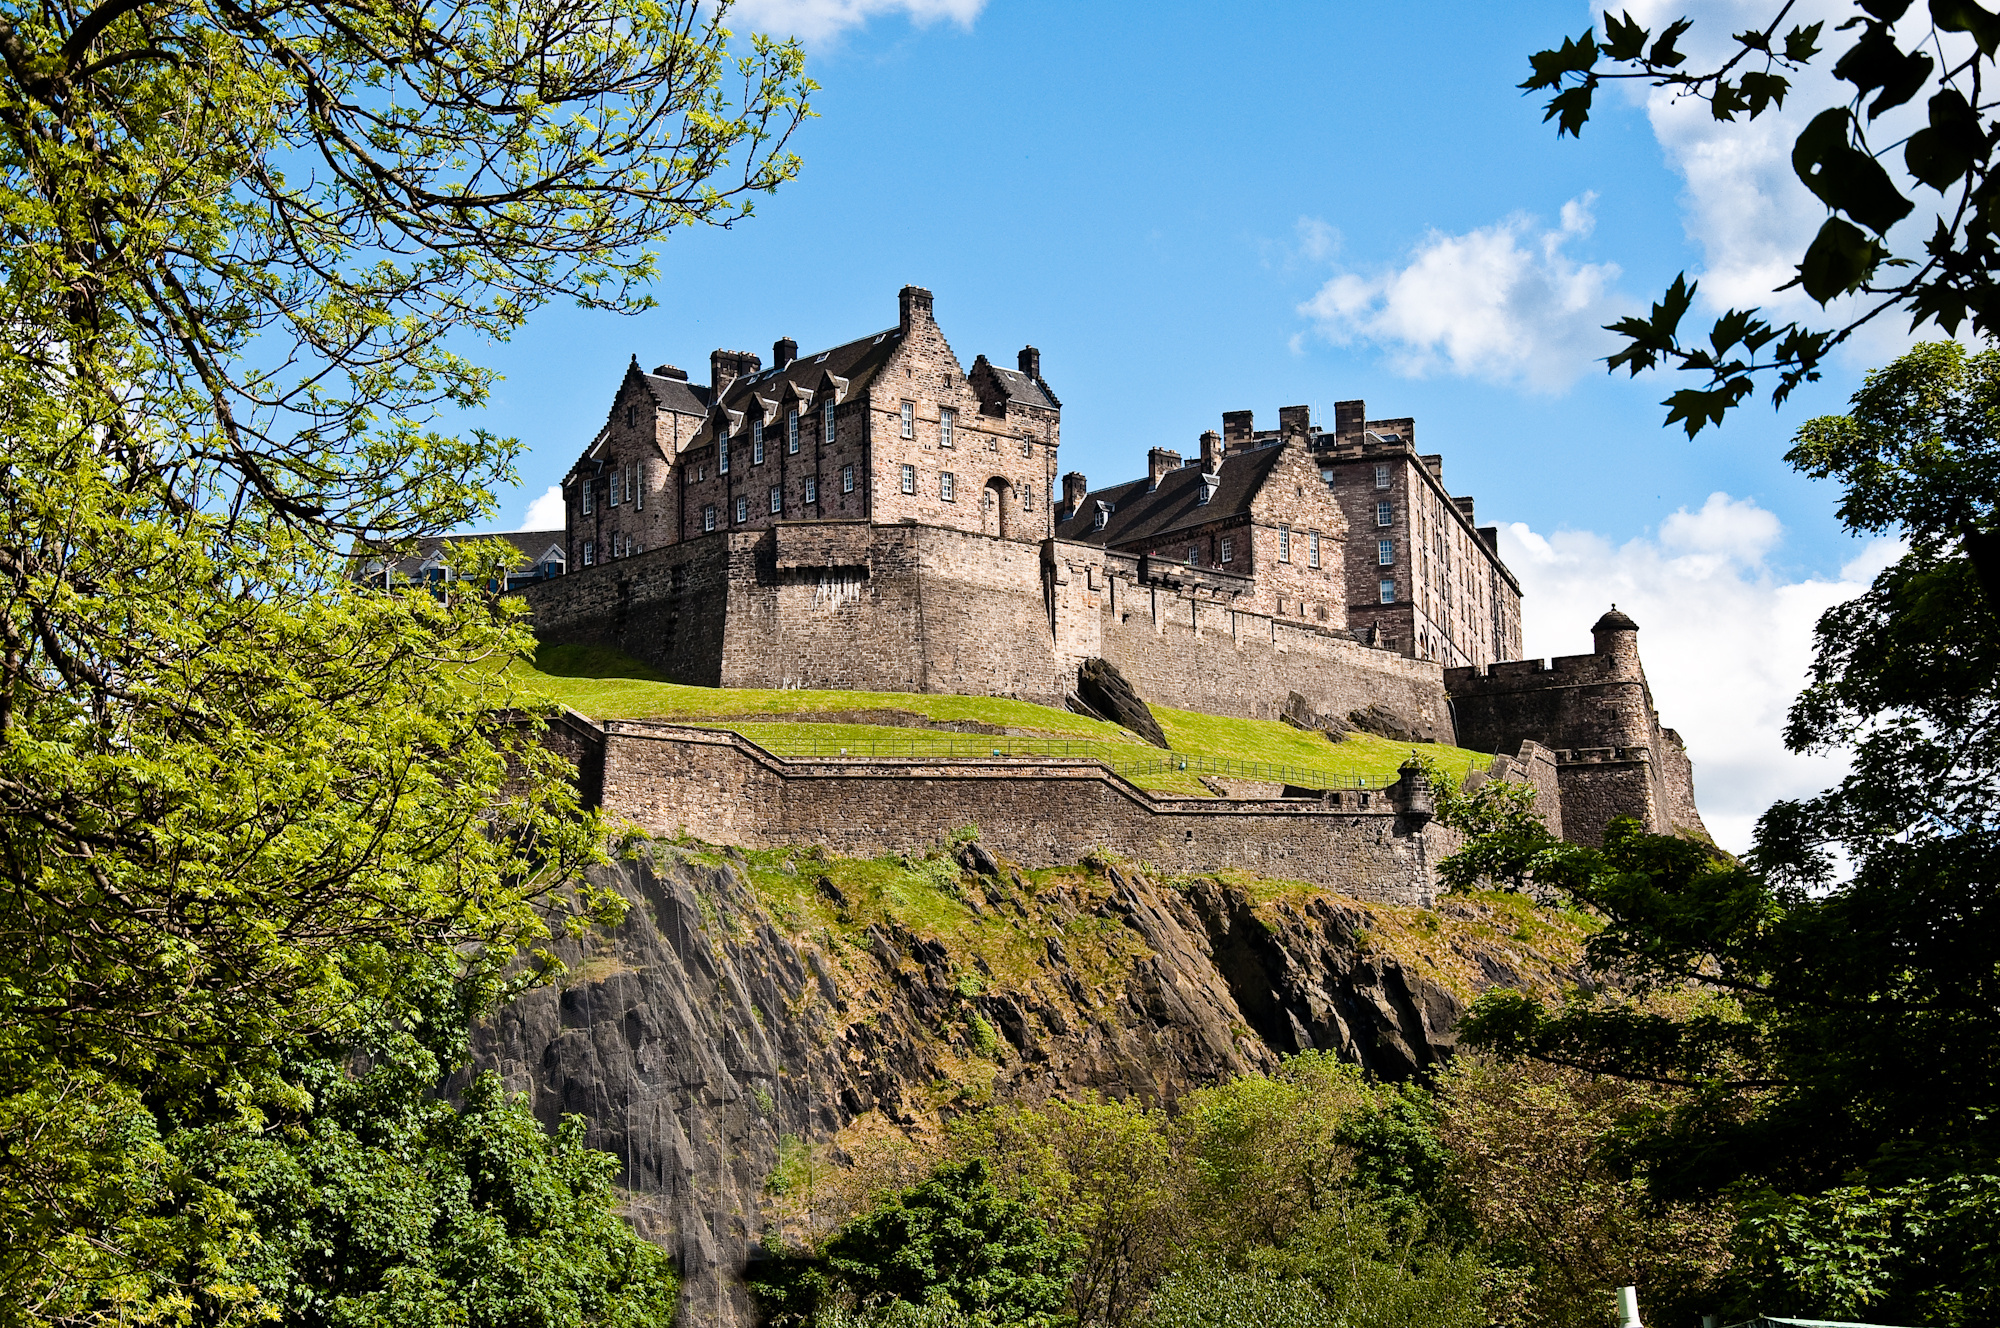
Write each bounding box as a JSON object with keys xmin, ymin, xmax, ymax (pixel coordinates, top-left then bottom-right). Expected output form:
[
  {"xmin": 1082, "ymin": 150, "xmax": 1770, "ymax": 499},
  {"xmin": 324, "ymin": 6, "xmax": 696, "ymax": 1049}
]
[
  {"xmin": 517, "ymin": 536, "xmax": 732, "ymax": 685},
  {"xmin": 592, "ymin": 722, "xmax": 1447, "ymax": 907}
]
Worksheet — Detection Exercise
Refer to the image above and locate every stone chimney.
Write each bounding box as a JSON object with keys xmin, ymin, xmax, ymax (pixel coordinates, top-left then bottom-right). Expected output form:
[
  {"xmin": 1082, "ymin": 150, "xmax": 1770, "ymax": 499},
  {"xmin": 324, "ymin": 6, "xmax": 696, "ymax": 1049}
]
[
  {"xmin": 1334, "ymin": 399, "xmax": 1365, "ymax": 442},
  {"xmin": 1452, "ymin": 496, "xmax": 1475, "ymax": 523},
  {"xmin": 652, "ymin": 364, "xmax": 688, "ymax": 380},
  {"xmin": 1278, "ymin": 404, "xmax": 1311, "ymax": 437},
  {"xmin": 710, "ymin": 349, "xmax": 760, "ymax": 395},
  {"xmin": 1062, "ymin": 471, "xmax": 1088, "ymax": 514},
  {"xmin": 1019, "ymin": 345, "xmax": 1041, "ymax": 379},
  {"xmin": 1199, "ymin": 430, "xmax": 1221, "ymax": 472},
  {"xmin": 1221, "ymin": 410, "xmax": 1254, "ymax": 446},
  {"xmin": 773, "ymin": 337, "xmax": 797, "ymax": 369},
  {"xmin": 1592, "ymin": 606, "xmax": 1642, "ymax": 677},
  {"xmin": 1147, "ymin": 447, "xmax": 1181, "ymax": 490},
  {"xmin": 899, "ymin": 284, "xmax": 934, "ymax": 332}
]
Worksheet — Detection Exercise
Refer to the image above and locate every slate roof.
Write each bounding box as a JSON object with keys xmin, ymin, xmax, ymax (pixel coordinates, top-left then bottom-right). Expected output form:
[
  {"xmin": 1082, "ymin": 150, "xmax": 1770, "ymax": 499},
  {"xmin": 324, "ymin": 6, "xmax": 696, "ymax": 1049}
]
[
  {"xmin": 1054, "ymin": 444, "xmax": 1292, "ymax": 549},
  {"xmin": 984, "ymin": 362, "xmax": 1058, "ymax": 410},
  {"xmin": 711, "ymin": 326, "xmax": 906, "ymax": 419},
  {"xmin": 637, "ymin": 367, "xmax": 709, "ymax": 416}
]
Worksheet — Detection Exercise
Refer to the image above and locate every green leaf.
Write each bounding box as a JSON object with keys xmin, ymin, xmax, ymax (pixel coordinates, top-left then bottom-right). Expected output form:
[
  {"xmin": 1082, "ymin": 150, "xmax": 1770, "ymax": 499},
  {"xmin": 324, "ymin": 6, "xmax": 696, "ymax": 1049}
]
[
  {"xmin": 1832, "ymin": 23, "xmax": 1934, "ymax": 118},
  {"xmin": 1785, "ymin": 21, "xmax": 1826, "ymax": 61},
  {"xmin": 1648, "ymin": 16, "xmax": 1692, "ymax": 67},
  {"xmin": 1738, "ymin": 70, "xmax": 1792, "ymax": 116},
  {"xmin": 1604, "ymin": 273, "xmax": 1696, "ymax": 376},
  {"xmin": 1904, "ymin": 88, "xmax": 1986, "ymax": 192},
  {"xmin": 1799, "ymin": 216, "xmax": 1890, "ymax": 302},
  {"xmin": 1521, "ymin": 29, "xmax": 1600, "ymax": 91},
  {"xmin": 1664, "ymin": 378, "xmax": 1753, "ymax": 437},
  {"xmin": 1602, "ymin": 10, "xmax": 1648, "ymax": 61},
  {"xmin": 1793, "ymin": 107, "xmax": 1915, "ymax": 234},
  {"xmin": 1931, "ymin": 0, "xmax": 2000, "ymax": 56}
]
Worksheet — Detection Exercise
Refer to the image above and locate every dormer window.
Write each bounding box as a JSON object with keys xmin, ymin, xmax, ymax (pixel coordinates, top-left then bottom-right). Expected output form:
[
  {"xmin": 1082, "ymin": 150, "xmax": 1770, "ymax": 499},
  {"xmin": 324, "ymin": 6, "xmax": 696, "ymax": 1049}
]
[
  {"xmin": 1198, "ymin": 474, "xmax": 1219, "ymax": 504},
  {"xmin": 719, "ymin": 426, "xmax": 730, "ymax": 475},
  {"xmin": 752, "ymin": 419, "xmax": 765, "ymax": 466},
  {"xmin": 580, "ymin": 480, "xmax": 593, "ymax": 515},
  {"xmin": 1092, "ymin": 501, "xmax": 1110, "ymax": 532},
  {"xmin": 787, "ymin": 409, "xmax": 800, "ymax": 454},
  {"xmin": 824, "ymin": 400, "xmax": 836, "ymax": 444}
]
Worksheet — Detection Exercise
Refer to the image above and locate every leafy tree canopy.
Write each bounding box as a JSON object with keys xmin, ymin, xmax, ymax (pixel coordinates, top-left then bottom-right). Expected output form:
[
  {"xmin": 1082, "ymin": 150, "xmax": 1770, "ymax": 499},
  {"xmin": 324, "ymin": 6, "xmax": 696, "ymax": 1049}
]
[{"xmin": 1525, "ymin": 3, "xmax": 2000, "ymax": 438}]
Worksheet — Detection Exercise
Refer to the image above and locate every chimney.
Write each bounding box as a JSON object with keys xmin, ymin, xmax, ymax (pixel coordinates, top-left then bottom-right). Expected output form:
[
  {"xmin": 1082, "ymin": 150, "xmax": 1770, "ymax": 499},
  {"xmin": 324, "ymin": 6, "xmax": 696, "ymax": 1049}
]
[
  {"xmin": 652, "ymin": 364, "xmax": 688, "ymax": 380},
  {"xmin": 1062, "ymin": 471, "xmax": 1089, "ymax": 514},
  {"xmin": 1221, "ymin": 410, "xmax": 1254, "ymax": 446},
  {"xmin": 1147, "ymin": 447, "xmax": 1181, "ymax": 490},
  {"xmin": 899, "ymin": 284, "xmax": 934, "ymax": 332},
  {"xmin": 710, "ymin": 349, "xmax": 759, "ymax": 395},
  {"xmin": 1334, "ymin": 399, "xmax": 1365, "ymax": 441},
  {"xmin": 1421, "ymin": 453, "xmax": 1443, "ymax": 481},
  {"xmin": 1199, "ymin": 430, "xmax": 1221, "ymax": 472},
  {"xmin": 1019, "ymin": 345, "xmax": 1041, "ymax": 379},
  {"xmin": 773, "ymin": 337, "xmax": 797, "ymax": 369},
  {"xmin": 1278, "ymin": 404, "xmax": 1311, "ymax": 437},
  {"xmin": 1452, "ymin": 495, "xmax": 1475, "ymax": 524}
]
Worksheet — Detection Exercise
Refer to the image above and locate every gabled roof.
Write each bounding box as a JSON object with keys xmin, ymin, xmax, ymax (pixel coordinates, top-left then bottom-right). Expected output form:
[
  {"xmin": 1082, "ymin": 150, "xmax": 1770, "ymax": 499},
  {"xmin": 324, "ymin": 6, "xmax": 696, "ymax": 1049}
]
[
  {"xmin": 985, "ymin": 363, "xmax": 1057, "ymax": 410},
  {"xmin": 352, "ymin": 530, "xmax": 567, "ymax": 578},
  {"xmin": 637, "ymin": 365, "xmax": 709, "ymax": 415},
  {"xmin": 715, "ymin": 326, "xmax": 905, "ymax": 417},
  {"xmin": 1054, "ymin": 445, "xmax": 1292, "ymax": 549}
]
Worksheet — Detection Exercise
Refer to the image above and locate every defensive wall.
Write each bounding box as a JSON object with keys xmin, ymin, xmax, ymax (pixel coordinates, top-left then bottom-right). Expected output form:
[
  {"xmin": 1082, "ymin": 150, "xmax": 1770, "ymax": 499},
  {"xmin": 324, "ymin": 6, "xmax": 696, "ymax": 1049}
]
[
  {"xmin": 1445, "ymin": 610, "xmax": 1707, "ymax": 844},
  {"xmin": 553, "ymin": 720, "xmax": 1452, "ymax": 908},
  {"xmin": 515, "ymin": 519, "xmax": 1456, "ymax": 739}
]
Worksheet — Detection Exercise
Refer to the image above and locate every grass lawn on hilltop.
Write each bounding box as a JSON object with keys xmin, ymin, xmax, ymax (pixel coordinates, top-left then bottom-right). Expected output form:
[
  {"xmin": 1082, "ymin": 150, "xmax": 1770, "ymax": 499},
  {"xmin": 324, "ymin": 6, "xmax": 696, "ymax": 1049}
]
[{"xmin": 518, "ymin": 643, "xmax": 1492, "ymax": 794}]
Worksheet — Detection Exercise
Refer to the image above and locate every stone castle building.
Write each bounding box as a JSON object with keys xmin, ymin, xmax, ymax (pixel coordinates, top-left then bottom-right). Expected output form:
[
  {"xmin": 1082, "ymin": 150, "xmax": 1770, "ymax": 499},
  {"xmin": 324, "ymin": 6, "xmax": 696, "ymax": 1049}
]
[{"xmin": 495, "ymin": 285, "xmax": 1704, "ymax": 845}]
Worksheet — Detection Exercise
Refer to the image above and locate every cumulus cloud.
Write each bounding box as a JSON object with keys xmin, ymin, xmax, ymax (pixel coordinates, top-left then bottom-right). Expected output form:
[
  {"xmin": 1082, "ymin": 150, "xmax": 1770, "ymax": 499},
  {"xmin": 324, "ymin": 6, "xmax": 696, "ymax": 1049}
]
[
  {"xmin": 519, "ymin": 485, "xmax": 566, "ymax": 530},
  {"xmin": 729, "ymin": 0, "xmax": 983, "ymax": 43},
  {"xmin": 1498, "ymin": 492, "xmax": 1900, "ymax": 852},
  {"xmin": 1296, "ymin": 194, "xmax": 1625, "ymax": 391}
]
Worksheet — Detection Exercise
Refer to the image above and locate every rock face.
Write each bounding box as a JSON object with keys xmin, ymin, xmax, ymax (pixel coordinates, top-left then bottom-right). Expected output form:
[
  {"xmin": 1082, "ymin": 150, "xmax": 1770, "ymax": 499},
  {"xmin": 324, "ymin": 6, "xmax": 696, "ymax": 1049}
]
[
  {"xmin": 470, "ymin": 844, "xmax": 1582, "ymax": 1328},
  {"xmin": 1076, "ymin": 657, "xmax": 1171, "ymax": 748}
]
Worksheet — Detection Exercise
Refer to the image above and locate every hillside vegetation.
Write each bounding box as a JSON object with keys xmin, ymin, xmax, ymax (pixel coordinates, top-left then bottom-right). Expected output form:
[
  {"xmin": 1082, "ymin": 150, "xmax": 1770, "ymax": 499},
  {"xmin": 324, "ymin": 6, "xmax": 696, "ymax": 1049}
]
[{"xmin": 520, "ymin": 643, "xmax": 1491, "ymax": 794}]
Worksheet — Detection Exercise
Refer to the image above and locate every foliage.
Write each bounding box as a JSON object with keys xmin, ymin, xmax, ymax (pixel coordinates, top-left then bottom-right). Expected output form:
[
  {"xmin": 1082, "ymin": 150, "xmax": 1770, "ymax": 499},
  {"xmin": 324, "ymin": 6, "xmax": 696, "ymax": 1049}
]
[
  {"xmin": 1523, "ymin": 4, "xmax": 2000, "ymax": 436},
  {"xmin": 1450, "ymin": 341, "xmax": 2000, "ymax": 1322}
]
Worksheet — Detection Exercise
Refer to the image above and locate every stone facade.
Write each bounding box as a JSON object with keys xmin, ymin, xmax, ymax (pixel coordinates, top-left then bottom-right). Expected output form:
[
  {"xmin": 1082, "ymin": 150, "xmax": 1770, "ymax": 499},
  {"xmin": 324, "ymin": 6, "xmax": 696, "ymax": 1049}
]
[{"xmin": 1445, "ymin": 609, "xmax": 1708, "ymax": 844}]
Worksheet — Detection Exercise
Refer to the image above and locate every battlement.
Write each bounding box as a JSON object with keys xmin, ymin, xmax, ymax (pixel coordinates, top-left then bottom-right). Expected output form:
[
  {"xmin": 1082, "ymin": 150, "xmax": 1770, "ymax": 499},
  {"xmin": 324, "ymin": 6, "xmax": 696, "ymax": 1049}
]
[{"xmin": 1554, "ymin": 745, "xmax": 1652, "ymax": 765}]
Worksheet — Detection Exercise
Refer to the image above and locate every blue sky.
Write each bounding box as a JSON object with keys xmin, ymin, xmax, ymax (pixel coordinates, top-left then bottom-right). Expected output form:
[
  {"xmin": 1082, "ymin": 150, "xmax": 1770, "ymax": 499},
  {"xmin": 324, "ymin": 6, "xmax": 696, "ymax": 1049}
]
[{"xmin": 460, "ymin": 0, "xmax": 1922, "ymax": 849}]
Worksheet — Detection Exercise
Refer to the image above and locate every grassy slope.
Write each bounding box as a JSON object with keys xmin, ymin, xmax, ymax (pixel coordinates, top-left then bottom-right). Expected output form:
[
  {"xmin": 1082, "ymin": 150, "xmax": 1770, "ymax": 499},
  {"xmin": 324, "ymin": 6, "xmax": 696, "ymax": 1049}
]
[{"xmin": 521, "ymin": 643, "xmax": 1492, "ymax": 793}]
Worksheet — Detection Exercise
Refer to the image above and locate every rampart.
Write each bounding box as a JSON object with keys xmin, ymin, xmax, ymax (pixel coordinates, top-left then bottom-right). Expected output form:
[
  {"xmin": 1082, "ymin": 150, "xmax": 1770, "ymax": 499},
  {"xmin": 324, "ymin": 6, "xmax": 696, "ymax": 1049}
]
[{"xmin": 564, "ymin": 720, "xmax": 1451, "ymax": 907}]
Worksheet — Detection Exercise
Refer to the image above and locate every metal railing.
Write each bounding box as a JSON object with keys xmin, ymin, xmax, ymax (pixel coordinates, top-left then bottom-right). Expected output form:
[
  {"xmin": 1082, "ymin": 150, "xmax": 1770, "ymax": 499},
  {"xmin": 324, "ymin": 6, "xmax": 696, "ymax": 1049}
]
[{"xmin": 680, "ymin": 726, "xmax": 1409, "ymax": 791}]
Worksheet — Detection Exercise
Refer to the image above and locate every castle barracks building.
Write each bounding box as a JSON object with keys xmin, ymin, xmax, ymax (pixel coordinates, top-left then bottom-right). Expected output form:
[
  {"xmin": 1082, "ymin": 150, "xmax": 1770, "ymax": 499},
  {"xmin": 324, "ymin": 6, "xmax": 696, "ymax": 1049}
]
[{"xmin": 498, "ymin": 286, "xmax": 1704, "ymax": 845}]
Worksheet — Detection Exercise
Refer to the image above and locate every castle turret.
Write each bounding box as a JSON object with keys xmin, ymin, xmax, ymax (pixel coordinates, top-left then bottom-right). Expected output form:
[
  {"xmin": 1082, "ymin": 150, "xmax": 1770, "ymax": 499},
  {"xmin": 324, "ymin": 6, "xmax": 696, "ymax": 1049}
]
[
  {"xmin": 1199, "ymin": 429, "xmax": 1221, "ymax": 471},
  {"xmin": 1592, "ymin": 605, "xmax": 1642, "ymax": 679}
]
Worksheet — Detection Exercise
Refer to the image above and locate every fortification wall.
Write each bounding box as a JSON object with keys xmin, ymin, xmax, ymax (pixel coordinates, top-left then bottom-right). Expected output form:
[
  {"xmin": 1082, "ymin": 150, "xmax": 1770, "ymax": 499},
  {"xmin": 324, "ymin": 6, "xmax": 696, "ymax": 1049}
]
[
  {"xmin": 1084, "ymin": 549, "xmax": 1453, "ymax": 739},
  {"xmin": 515, "ymin": 538, "xmax": 731, "ymax": 685},
  {"xmin": 1553, "ymin": 750, "xmax": 1662, "ymax": 849},
  {"xmin": 1466, "ymin": 740, "xmax": 1564, "ymax": 840},
  {"xmin": 595, "ymin": 722, "xmax": 1445, "ymax": 907},
  {"xmin": 1444, "ymin": 653, "xmax": 1654, "ymax": 756}
]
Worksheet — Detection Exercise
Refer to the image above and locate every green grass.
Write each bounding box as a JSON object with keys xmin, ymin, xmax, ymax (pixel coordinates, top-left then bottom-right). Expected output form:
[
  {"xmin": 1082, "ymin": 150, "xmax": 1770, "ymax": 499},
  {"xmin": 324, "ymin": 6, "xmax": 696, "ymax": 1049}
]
[{"xmin": 518, "ymin": 645, "xmax": 1492, "ymax": 793}]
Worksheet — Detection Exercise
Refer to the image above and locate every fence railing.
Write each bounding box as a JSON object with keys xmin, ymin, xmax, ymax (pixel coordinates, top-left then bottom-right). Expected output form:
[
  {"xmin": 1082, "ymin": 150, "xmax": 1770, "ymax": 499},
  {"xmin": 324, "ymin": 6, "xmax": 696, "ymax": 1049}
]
[{"xmin": 678, "ymin": 726, "xmax": 1426, "ymax": 792}]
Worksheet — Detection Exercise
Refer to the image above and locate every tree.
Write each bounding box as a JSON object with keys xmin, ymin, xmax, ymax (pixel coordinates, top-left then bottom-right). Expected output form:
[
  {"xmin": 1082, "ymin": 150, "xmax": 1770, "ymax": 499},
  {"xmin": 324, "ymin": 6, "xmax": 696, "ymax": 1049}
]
[
  {"xmin": 1454, "ymin": 343, "xmax": 2000, "ymax": 1322},
  {"xmin": 1523, "ymin": 3, "xmax": 2000, "ymax": 438}
]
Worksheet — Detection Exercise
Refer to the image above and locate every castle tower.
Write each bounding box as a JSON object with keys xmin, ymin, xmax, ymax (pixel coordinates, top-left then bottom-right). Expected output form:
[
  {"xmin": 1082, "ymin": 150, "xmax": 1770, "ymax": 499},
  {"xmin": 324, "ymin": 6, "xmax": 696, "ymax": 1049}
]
[{"xmin": 1592, "ymin": 605, "xmax": 1641, "ymax": 679}]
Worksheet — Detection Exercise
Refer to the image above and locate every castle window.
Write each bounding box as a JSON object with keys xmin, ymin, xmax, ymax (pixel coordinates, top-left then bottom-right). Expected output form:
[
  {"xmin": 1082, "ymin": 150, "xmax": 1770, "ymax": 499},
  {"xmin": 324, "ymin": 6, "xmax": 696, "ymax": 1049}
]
[
  {"xmin": 1219, "ymin": 536, "xmax": 1233, "ymax": 563},
  {"xmin": 719, "ymin": 430, "xmax": 730, "ymax": 475},
  {"xmin": 1186, "ymin": 545, "xmax": 1199, "ymax": 567},
  {"xmin": 580, "ymin": 481, "xmax": 592, "ymax": 515},
  {"xmin": 824, "ymin": 401, "xmax": 836, "ymax": 443},
  {"xmin": 900, "ymin": 400, "xmax": 915, "ymax": 438},
  {"xmin": 703, "ymin": 505, "xmax": 716, "ymax": 532},
  {"xmin": 753, "ymin": 426, "xmax": 765, "ymax": 466},
  {"xmin": 696, "ymin": 463, "xmax": 706, "ymax": 482},
  {"xmin": 1376, "ymin": 499, "xmax": 1392, "ymax": 526},
  {"xmin": 1309, "ymin": 530, "xmax": 1321, "ymax": 568},
  {"xmin": 582, "ymin": 540, "xmax": 595, "ymax": 565},
  {"xmin": 609, "ymin": 469, "xmax": 621, "ymax": 507},
  {"xmin": 940, "ymin": 471, "xmax": 956, "ymax": 502},
  {"xmin": 735, "ymin": 496, "xmax": 749, "ymax": 524},
  {"xmin": 1023, "ymin": 487, "xmax": 1033, "ymax": 511},
  {"xmin": 1378, "ymin": 538, "xmax": 1394, "ymax": 566},
  {"xmin": 787, "ymin": 410, "xmax": 799, "ymax": 454},
  {"xmin": 1092, "ymin": 508, "xmax": 1107, "ymax": 532},
  {"xmin": 841, "ymin": 464, "xmax": 854, "ymax": 494},
  {"xmin": 769, "ymin": 484, "xmax": 782, "ymax": 514},
  {"xmin": 1279, "ymin": 525, "xmax": 1292, "ymax": 563},
  {"xmin": 805, "ymin": 476, "xmax": 818, "ymax": 504},
  {"xmin": 1374, "ymin": 463, "xmax": 1390, "ymax": 489},
  {"xmin": 1021, "ymin": 439, "xmax": 1033, "ymax": 457},
  {"xmin": 1380, "ymin": 579, "xmax": 1396, "ymax": 603},
  {"xmin": 940, "ymin": 407, "xmax": 955, "ymax": 448},
  {"xmin": 626, "ymin": 404, "xmax": 636, "ymax": 428},
  {"xmin": 901, "ymin": 464, "xmax": 916, "ymax": 495},
  {"xmin": 633, "ymin": 465, "xmax": 643, "ymax": 510}
]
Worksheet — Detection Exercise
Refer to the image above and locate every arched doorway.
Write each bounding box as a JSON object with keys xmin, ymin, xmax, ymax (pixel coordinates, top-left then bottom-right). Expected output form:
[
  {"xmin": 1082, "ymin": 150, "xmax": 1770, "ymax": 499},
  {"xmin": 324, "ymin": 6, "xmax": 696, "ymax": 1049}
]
[{"xmin": 982, "ymin": 476, "xmax": 1013, "ymax": 538}]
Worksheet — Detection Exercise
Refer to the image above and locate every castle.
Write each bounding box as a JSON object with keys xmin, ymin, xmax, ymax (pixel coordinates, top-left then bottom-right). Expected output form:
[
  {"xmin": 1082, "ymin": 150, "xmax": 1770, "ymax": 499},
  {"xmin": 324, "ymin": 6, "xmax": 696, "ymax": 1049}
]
[{"xmin": 484, "ymin": 285, "xmax": 1705, "ymax": 847}]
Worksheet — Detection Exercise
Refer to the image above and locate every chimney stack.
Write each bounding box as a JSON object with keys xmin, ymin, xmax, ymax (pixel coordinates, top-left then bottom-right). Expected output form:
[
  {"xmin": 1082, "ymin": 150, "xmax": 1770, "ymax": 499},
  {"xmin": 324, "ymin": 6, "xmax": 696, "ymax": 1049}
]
[
  {"xmin": 1221, "ymin": 410, "xmax": 1254, "ymax": 446},
  {"xmin": 899, "ymin": 284, "xmax": 934, "ymax": 332},
  {"xmin": 1334, "ymin": 399, "xmax": 1366, "ymax": 442},
  {"xmin": 773, "ymin": 337, "xmax": 797, "ymax": 369},
  {"xmin": 1278, "ymin": 404, "xmax": 1311, "ymax": 437},
  {"xmin": 1147, "ymin": 447, "xmax": 1181, "ymax": 490},
  {"xmin": 652, "ymin": 364, "xmax": 687, "ymax": 380},
  {"xmin": 1019, "ymin": 345, "xmax": 1041, "ymax": 379},
  {"xmin": 710, "ymin": 349, "xmax": 760, "ymax": 395},
  {"xmin": 1199, "ymin": 429, "xmax": 1221, "ymax": 472},
  {"xmin": 1062, "ymin": 471, "xmax": 1088, "ymax": 514}
]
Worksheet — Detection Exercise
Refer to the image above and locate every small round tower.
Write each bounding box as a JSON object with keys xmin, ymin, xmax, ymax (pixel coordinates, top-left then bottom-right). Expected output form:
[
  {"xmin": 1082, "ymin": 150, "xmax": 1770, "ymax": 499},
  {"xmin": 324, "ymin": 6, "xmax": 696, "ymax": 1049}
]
[{"xmin": 1592, "ymin": 605, "xmax": 1642, "ymax": 679}]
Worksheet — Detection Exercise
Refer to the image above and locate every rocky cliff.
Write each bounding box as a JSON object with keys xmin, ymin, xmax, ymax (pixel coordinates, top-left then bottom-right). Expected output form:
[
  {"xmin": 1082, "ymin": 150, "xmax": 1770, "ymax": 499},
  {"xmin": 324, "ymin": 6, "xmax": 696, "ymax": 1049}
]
[{"xmin": 469, "ymin": 839, "xmax": 1588, "ymax": 1328}]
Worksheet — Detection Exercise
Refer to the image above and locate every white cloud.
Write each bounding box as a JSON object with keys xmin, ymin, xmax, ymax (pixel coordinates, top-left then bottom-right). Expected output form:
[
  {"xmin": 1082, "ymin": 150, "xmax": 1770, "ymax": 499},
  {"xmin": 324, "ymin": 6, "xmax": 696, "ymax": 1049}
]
[
  {"xmin": 1297, "ymin": 194, "xmax": 1625, "ymax": 391},
  {"xmin": 519, "ymin": 485, "xmax": 566, "ymax": 531},
  {"xmin": 1499, "ymin": 492, "xmax": 1899, "ymax": 852},
  {"xmin": 729, "ymin": 0, "xmax": 983, "ymax": 43}
]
